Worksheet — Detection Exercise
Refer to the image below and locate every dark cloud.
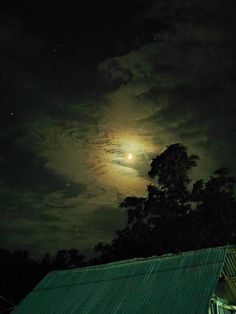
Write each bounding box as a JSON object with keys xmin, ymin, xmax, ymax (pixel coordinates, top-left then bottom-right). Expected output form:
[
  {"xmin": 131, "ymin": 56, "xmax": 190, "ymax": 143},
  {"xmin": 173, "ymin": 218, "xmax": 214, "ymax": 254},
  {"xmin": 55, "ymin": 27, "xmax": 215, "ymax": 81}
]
[
  {"xmin": 0, "ymin": 138, "xmax": 64, "ymax": 192},
  {"xmin": 107, "ymin": 1, "xmax": 236, "ymax": 178},
  {"xmin": 0, "ymin": 0, "xmax": 235, "ymax": 256},
  {"xmin": 62, "ymin": 183, "xmax": 87, "ymax": 198},
  {"xmin": 84, "ymin": 205, "xmax": 126, "ymax": 236}
]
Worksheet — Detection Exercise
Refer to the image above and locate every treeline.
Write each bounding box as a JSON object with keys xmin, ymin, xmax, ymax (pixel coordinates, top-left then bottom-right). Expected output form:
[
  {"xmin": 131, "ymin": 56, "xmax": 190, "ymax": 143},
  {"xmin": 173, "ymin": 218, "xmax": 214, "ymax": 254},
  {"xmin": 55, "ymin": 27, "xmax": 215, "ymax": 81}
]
[
  {"xmin": 0, "ymin": 248, "xmax": 87, "ymax": 313},
  {"xmin": 94, "ymin": 144, "xmax": 236, "ymax": 262},
  {"xmin": 1, "ymin": 144, "xmax": 235, "ymax": 312}
]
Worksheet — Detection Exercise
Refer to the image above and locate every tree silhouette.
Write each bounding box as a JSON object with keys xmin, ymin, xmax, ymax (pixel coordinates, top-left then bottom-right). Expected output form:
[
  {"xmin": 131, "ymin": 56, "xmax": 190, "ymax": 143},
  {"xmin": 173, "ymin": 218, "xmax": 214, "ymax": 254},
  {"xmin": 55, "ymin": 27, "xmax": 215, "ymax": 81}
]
[
  {"xmin": 149, "ymin": 143, "xmax": 198, "ymax": 200},
  {"xmin": 0, "ymin": 248, "xmax": 86, "ymax": 312},
  {"xmin": 191, "ymin": 167, "xmax": 236, "ymax": 247},
  {"xmin": 1, "ymin": 144, "xmax": 235, "ymax": 307},
  {"xmin": 54, "ymin": 249, "xmax": 86, "ymax": 269},
  {"xmin": 94, "ymin": 143, "xmax": 236, "ymax": 263}
]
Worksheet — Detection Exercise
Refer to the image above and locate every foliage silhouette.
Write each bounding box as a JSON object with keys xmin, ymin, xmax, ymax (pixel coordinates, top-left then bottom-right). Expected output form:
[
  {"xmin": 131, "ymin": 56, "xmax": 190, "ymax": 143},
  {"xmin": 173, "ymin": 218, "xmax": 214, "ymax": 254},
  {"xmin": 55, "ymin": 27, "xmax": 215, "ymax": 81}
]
[
  {"xmin": 0, "ymin": 248, "xmax": 86, "ymax": 313},
  {"xmin": 1, "ymin": 143, "xmax": 235, "ymax": 309},
  {"xmin": 94, "ymin": 143, "xmax": 236, "ymax": 263}
]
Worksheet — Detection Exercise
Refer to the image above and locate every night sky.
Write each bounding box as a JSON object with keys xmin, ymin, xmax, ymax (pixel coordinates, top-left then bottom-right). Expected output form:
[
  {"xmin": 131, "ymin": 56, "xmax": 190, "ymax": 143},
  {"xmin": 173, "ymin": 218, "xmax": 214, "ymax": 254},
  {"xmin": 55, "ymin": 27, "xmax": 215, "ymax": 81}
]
[{"xmin": 1, "ymin": 0, "xmax": 235, "ymax": 257}]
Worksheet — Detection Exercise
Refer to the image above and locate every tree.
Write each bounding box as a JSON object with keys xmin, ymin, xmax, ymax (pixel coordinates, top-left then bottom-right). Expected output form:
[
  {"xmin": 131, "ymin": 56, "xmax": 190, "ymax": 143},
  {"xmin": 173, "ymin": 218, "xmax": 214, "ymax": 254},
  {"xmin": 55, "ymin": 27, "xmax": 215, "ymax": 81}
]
[
  {"xmin": 94, "ymin": 143, "xmax": 236, "ymax": 263},
  {"xmin": 0, "ymin": 247, "xmax": 87, "ymax": 310},
  {"xmin": 0, "ymin": 249, "xmax": 41, "ymax": 309},
  {"xmin": 51, "ymin": 249, "xmax": 86, "ymax": 270},
  {"xmin": 149, "ymin": 143, "xmax": 198, "ymax": 198},
  {"xmin": 191, "ymin": 167, "xmax": 236, "ymax": 247}
]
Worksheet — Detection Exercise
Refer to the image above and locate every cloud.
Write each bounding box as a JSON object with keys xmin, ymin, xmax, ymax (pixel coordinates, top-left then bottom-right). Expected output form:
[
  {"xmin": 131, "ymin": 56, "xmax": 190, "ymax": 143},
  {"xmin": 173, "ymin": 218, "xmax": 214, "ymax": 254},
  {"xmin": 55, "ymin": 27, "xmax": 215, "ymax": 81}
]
[
  {"xmin": 62, "ymin": 182, "xmax": 87, "ymax": 198},
  {"xmin": 1, "ymin": 0, "xmax": 235, "ymax": 256},
  {"xmin": 100, "ymin": 4, "xmax": 236, "ymax": 178},
  {"xmin": 98, "ymin": 59, "xmax": 133, "ymax": 87},
  {"xmin": 83, "ymin": 205, "xmax": 126, "ymax": 238}
]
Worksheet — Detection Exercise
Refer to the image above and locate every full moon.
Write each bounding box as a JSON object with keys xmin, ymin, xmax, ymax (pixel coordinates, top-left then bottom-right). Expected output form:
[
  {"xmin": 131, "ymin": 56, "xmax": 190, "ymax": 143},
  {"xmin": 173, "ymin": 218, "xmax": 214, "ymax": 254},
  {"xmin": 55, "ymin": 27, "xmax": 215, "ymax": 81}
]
[{"xmin": 127, "ymin": 153, "xmax": 133, "ymax": 160}]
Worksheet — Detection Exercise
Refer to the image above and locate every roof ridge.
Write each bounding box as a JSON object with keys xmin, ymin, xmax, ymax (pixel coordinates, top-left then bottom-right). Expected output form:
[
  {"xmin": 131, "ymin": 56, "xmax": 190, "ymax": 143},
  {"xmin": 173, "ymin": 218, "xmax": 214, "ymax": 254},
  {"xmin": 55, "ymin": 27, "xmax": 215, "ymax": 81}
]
[{"xmin": 52, "ymin": 245, "xmax": 233, "ymax": 274}]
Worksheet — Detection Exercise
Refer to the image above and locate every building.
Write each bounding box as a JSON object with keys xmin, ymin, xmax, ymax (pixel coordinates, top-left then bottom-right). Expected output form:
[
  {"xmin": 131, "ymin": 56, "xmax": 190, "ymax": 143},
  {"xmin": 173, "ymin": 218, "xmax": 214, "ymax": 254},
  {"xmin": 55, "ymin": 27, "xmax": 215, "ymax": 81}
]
[{"xmin": 12, "ymin": 246, "xmax": 236, "ymax": 313}]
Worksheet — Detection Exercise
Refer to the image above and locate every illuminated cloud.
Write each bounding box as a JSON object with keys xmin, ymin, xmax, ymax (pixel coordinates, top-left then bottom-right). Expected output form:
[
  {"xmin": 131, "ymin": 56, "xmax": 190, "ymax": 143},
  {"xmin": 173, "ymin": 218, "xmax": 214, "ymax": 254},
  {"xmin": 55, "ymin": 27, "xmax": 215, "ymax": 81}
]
[{"xmin": 0, "ymin": 0, "xmax": 235, "ymax": 256}]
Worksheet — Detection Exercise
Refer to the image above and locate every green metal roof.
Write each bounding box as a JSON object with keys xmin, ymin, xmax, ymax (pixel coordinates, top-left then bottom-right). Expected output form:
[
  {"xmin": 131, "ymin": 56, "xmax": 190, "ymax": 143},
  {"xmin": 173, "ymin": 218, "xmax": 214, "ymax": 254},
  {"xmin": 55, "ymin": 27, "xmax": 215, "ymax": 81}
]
[{"xmin": 13, "ymin": 247, "xmax": 229, "ymax": 314}]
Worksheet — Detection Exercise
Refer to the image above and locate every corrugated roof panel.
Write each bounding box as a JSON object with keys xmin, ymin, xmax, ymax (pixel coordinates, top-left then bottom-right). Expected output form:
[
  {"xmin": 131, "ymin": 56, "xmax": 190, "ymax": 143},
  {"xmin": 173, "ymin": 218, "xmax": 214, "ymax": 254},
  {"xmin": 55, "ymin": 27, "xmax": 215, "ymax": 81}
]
[
  {"xmin": 12, "ymin": 247, "xmax": 227, "ymax": 314},
  {"xmin": 221, "ymin": 248, "xmax": 236, "ymax": 304},
  {"xmin": 224, "ymin": 249, "xmax": 236, "ymax": 278}
]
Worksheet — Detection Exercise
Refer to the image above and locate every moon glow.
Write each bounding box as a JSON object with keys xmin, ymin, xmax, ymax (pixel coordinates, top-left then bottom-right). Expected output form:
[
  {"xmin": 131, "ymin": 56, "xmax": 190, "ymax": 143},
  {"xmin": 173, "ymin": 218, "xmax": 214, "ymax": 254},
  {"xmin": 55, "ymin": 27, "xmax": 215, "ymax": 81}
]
[{"xmin": 127, "ymin": 153, "xmax": 133, "ymax": 160}]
